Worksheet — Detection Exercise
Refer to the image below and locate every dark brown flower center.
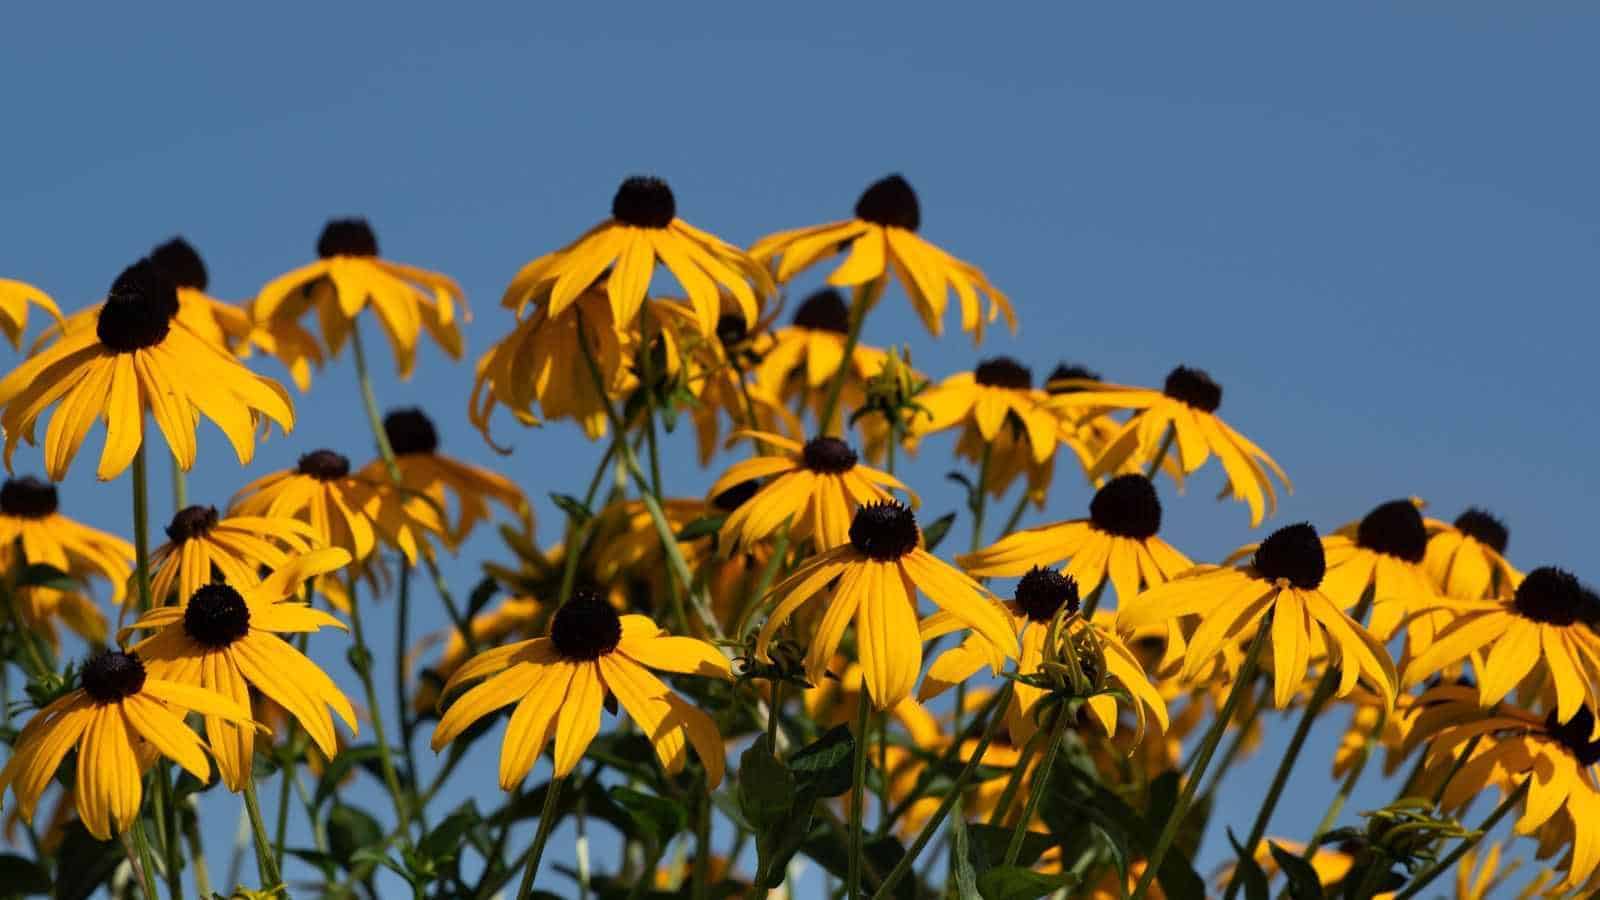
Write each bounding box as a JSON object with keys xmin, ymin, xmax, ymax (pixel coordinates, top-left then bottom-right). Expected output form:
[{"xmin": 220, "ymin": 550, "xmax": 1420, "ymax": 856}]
[
  {"xmin": 973, "ymin": 357, "xmax": 1032, "ymax": 390},
  {"xmin": 1089, "ymin": 474, "xmax": 1161, "ymax": 540},
  {"xmin": 166, "ymin": 505, "xmax": 220, "ymax": 543},
  {"xmin": 549, "ymin": 588, "xmax": 623, "ymax": 661},
  {"xmin": 384, "ymin": 408, "xmax": 439, "ymax": 456},
  {"xmin": 712, "ymin": 479, "xmax": 760, "ymax": 513},
  {"xmin": 0, "ymin": 477, "xmax": 58, "ymax": 519},
  {"xmin": 802, "ymin": 437, "xmax": 858, "ymax": 474},
  {"xmin": 792, "ymin": 289, "xmax": 850, "ymax": 334},
  {"xmin": 1253, "ymin": 523, "xmax": 1326, "ymax": 589},
  {"xmin": 715, "ymin": 314, "xmax": 749, "ymax": 350},
  {"xmin": 1355, "ymin": 500, "xmax": 1427, "ymax": 564},
  {"xmin": 1015, "ymin": 566, "xmax": 1079, "ymax": 623},
  {"xmin": 1453, "ymin": 508, "xmax": 1509, "ymax": 555},
  {"xmin": 1513, "ymin": 567, "xmax": 1590, "ymax": 626},
  {"xmin": 317, "ymin": 219, "xmax": 379, "ymax": 258},
  {"xmin": 183, "ymin": 584, "xmax": 251, "ymax": 649},
  {"xmin": 149, "ymin": 237, "xmax": 209, "ymax": 291},
  {"xmin": 612, "ymin": 176, "xmax": 676, "ymax": 229},
  {"xmin": 849, "ymin": 501, "xmax": 919, "ymax": 561},
  {"xmin": 297, "ymin": 450, "xmax": 351, "ymax": 481},
  {"xmin": 1545, "ymin": 707, "xmax": 1600, "ymax": 767},
  {"xmin": 97, "ymin": 259, "xmax": 180, "ymax": 353},
  {"xmin": 1161, "ymin": 366, "xmax": 1222, "ymax": 413},
  {"xmin": 855, "ymin": 175, "xmax": 920, "ymax": 231},
  {"xmin": 81, "ymin": 650, "xmax": 146, "ymax": 703},
  {"xmin": 1045, "ymin": 364, "xmax": 1101, "ymax": 395}
]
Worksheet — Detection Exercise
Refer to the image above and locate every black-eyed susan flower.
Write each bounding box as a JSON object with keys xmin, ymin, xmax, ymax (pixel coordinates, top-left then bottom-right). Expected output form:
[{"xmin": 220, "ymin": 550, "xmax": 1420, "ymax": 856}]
[
  {"xmin": 707, "ymin": 433, "xmax": 910, "ymax": 552},
  {"xmin": 752, "ymin": 288, "xmax": 890, "ymax": 419},
  {"xmin": 1042, "ymin": 363, "xmax": 1137, "ymax": 480},
  {"xmin": 1424, "ymin": 508, "xmax": 1522, "ymax": 601},
  {"xmin": 1304, "ymin": 500, "xmax": 1448, "ymax": 657},
  {"xmin": 1044, "ymin": 366, "xmax": 1290, "ymax": 527},
  {"xmin": 501, "ymin": 176, "xmax": 772, "ymax": 337},
  {"xmin": 254, "ymin": 219, "xmax": 465, "ymax": 378},
  {"xmin": 754, "ymin": 500, "xmax": 1019, "ymax": 708},
  {"xmin": 430, "ymin": 589, "xmax": 732, "ymax": 789},
  {"xmin": 148, "ymin": 504, "xmax": 318, "ymax": 608},
  {"xmin": 360, "ymin": 408, "xmax": 529, "ymax": 547},
  {"xmin": 0, "ymin": 260, "xmax": 295, "ymax": 481},
  {"xmin": 0, "ymin": 476, "xmax": 133, "ymax": 604},
  {"xmin": 1120, "ymin": 523, "xmax": 1397, "ymax": 709},
  {"xmin": 411, "ymin": 595, "xmax": 542, "ymax": 713},
  {"xmin": 914, "ymin": 358, "xmax": 1059, "ymax": 459},
  {"xmin": 123, "ymin": 548, "xmax": 355, "ymax": 791},
  {"xmin": 0, "ymin": 277, "xmax": 63, "ymax": 348},
  {"xmin": 1405, "ymin": 567, "xmax": 1600, "ymax": 731},
  {"xmin": 0, "ymin": 649, "xmax": 253, "ymax": 839},
  {"xmin": 750, "ymin": 175, "xmax": 1014, "ymax": 342}
]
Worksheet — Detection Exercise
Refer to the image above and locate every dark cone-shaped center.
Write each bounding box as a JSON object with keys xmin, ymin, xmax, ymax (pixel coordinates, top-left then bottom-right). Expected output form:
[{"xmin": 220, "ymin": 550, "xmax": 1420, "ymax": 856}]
[
  {"xmin": 715, "ymin": 314, "xmax": 749, "ymax": 350},
  {"xmin": 149, "ymin": 237, "xmax": 209, "ymax": 291},
  {"xmin": 792, "ymin": 289, "xmax": 850, "ymax": 334},
  {"xmin": 183, "ymin": 584, "xmax": 251, "ymax": 649},
  {"xmin": 849, "ymin": 501, "xmax": 919, "ymax": 561},
  {"xmin": 1045, "ymin": 364, "xmax": 1101, "ymax": 395},
  {"xmin": 81, "ymin": 650, "xmax": 146, "ymax": 703},
  {"xmin": 0, "ymin": 477, "xmax": 58, "ymax": 519},
  {"xmin": 317, "ymin": 218, "xmax": 379, "ymax": 258},
  {"xmin": 1089, "ymin": 474, "xmax": 1161, "ymax": 540},
  {"xmin": 1513, "ymin": 567, "xmax": 1589, "ymax": 626},
  {"xmin": 166, "ymin": 505, "xmax": 220, "ymax": 543},
  {"xmin": 97, "ymin": 258, "xmax": 180, "ymax": 353},
  {"xmin": 1355, "ymin": 500, "xmax": 1428, "ymax": 564},
  {"xmin": 1254, "ymin": 523, "xmax": 1326, "ymax": 589},
  {"xmin": 384, "ymin": 408, "xmax": 439, "ymax": 456},
  {"xmin": 802, "ymin": 437, "xmax": 858, "ymax": 474},
  {"xmin": 1015, "ymin": 566, "xmax": 1080, "ymax": 623},
  {"xmin": 854, "ymin": 175, "xmax": 920, "ymax": 231},
  {"xmin": 1454, "ymin": 508, "xmax": 1509, "ymax": 555},
  {"xmin": 549, "ymin": 588, "xmax": 623, "ymax": 661},
  {"xmin": 712, "ymin": 479, "xmax": 760, "ymax": 512},
  {"xmin": 612, "ymin": 176, "xmax": 676, "ymax": 228},
  {"xmin": 297, "ymin": 450, "xmax": 351, "ymax": 481},
  {"xmin": 1546, "ymin": 707, "xmax": 1600, "ymax": 767},
  {"xmin": 973, "ymin": 357, "xmax": 1032, "ymax": 390},
  {"xmin": 1162, "ymin": 366, "xmax": 1222, "ymax": 413}
]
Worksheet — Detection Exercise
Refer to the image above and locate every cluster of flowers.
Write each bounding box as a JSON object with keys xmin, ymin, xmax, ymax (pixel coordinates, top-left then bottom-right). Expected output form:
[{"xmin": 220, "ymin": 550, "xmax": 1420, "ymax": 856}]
[{"xmin": 0, "ymin": 173, "xmax": 1592, "ymax": 899}]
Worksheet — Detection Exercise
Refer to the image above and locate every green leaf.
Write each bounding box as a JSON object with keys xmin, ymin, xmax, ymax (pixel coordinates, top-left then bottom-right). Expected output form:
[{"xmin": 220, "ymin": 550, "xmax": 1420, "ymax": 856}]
[
  {"xmin": 609, "ymin": 786, "xmax": 687, "ymax": 850},
  {"xmin": 0, "ymin": 853, "xmax": 51, "ymax": 896},
  {"xmin": 327, "ymin": 803, "xmax": 385, "ymax": 865},
  {"xmin": 976, "ymin": 866, "xmax": 1077, "ymax": 900},
  {"xmin": 737, "ymin": 743, "xmax": 796, "ymax": 830},
  {"xmin": 351, "ymin": 847, "xmax": 414, "ymax": 884},
  {"xmin": 52, "ymin": 823, "xmax": 122, "ymax": 900},
  {"xmin": 1267, "ymin": 842, "xmax": 1323, "ymax": 900},
  {"xmin": 675, "ymin": 515, "xmax": 725, "ymax": 542},
  {"xmin": 788, "ymin": 724, "xmax": 855, "ymax": 797},
  {"xmin": 921, "ymin": 511, "xmax": 958, "ymax": 553},
  {"xmin": 1043, "ymin": 764, "xmax": 1205, "ymax": 900},
  {"xmin": 550, "ymin": 492, "xmax": 593, "ymax": 526},
  {"xmin": 951, "ymin": 813, "xmax": 982, "ymax": 900},
  {"xmin": 466, "ymin": 575, "xmax": 499, "ymax": 617},
  {"xmin": 1226, "ymin": 829, "xmax": 1269, "ymax": 900},
  {"xmin": 314, "ymin": 744, "xmax": 385, "ymax": 808},
  {"xmin": 15, "ymin": 563, "xmax": 78, "ymax": 592},
  {"xmin": 965, "ymin": 823, "xmax": 1054, "ymax": 872},
  {"xmin": 417, "ymin": 802, "xmax": 482, "ymax": 865}
]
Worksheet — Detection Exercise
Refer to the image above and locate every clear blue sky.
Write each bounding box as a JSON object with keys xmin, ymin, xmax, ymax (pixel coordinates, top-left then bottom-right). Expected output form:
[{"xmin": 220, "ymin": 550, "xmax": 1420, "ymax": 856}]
[{"xmin": 4, "ymin": 4, "xmax": 1596, "ymax": 895}]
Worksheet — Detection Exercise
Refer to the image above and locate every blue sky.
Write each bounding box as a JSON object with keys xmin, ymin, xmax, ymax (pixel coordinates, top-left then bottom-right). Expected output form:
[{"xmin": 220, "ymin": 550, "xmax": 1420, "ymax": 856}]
[{"xmin": 4, "ymin": 4, "xmax": 1597, "ymax": 895}]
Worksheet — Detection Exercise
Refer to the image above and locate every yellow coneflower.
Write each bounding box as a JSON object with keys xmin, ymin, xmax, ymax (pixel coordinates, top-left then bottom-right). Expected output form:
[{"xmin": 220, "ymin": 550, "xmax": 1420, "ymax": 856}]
[
  {"xmin": 0, "ymin": 477, "xmax": 133, "ymax": 603},
  {"xmin": 411, "ymin": 595, "xmax": 543, "ymax": 714},
  {"xmin": 360, "ymin": 408, "xmax": 529, "ymax": 547},
  {"xmin": 915, "ymin": 358, "xmax": 1059, "ymax": 459},
  {"xmin": 1120, "ymin": 523, "xmax": 1397, "ymax": 709},
  {"xmin": 803, "ymin": 657, "xmax": 943, "ymax": 752},
  {"xmin": 0, "ymin": 259, "xmax": 295, "ymax": 481},
  {"xmin": 755, "ymin": 501, "xmax": 1019, "ymax": 708},
  {"xmin": 501, "ymin": 175, "xmax": 772, "ymax": 336},
  {"xmin": 0, "ymin": 277, "xmax": 63, "ymax": 348},
  {"xmin": 1456, "ymin": 842, "xmax": 1546, "ymax": 900},
  {"xmin": 707, "ymin": 432, "xmax": 910, "ymax": 552},
  {"xmin": 1424, "ymin": 508, "xmax": 1522, "ymax": 601},
  {"xmin": 1044, "ymin": 366, "xmax": 1290, "ymax": 527},
  {"xmin": 0, "ymin": 649, "xmax": 253, "ymax": 839},
  {"xmin": 751, "ymin": 288, "xmax": 890, "ymax": 420},
  {"xmin": 254, "ymin": 219, "xmax": 465, "ymax": 378},
  {"xmin": 1041, "ymin": 363, "xmax": 1143, "ymax": 482},
  {"xmin": 123, "ymin": 548, "xmax": 356, "ymax": 791},
  {"xmin": 430, "ymin": 589, "xmax": 732, "ymax": 788},
  {"xmin": 1217, "ymin": 839, "xmax": 1365, "ymax": 897},
  {"xmin": 750, "ymin": 175, "xmax": 1014, "ymax": 342},
  {"xmin": 1405, "ymin": 567, "xmax": 1600, "ymax": 731},
  {"xmin": 148, "ymin": 504, "xmax": 318, "ymax": 608}
]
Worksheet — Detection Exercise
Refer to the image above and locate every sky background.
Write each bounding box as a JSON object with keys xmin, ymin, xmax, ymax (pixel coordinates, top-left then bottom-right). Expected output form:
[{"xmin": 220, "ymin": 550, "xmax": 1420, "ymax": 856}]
[{"xmin": 3, "ymin": 4, "xmax": 1597, "ymax": 896}]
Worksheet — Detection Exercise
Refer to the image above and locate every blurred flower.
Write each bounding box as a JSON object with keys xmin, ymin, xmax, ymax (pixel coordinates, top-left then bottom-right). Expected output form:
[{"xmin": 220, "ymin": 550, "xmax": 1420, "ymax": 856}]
[
  {"xmin": 0, "ymin": 477, "xmax": 131, "ymax": 643},
  {"xmin": 361, "ymin": 408, "xmax": 529, "ymax": 547},
  {"xmin": 411, "ymin": 596, "xmax": 543, "ymax": 714},
  {"xmin": 1308, "ymin": 500, "xmax": 1445, "ymax": 653},
  {"xmin": 148, "ymin": 504, "xmax": 318, "ymax": 608},
  {"xmin": 0, "ymin": 277, "xmax": 63, "ymax": 348},
  {"xmin": 752, "ymin": 288, "xmax": 890, "ymax": 427},
  {"xmin": 1424, "ymin": 508, "xmax": 1522, "ymax": 601}
]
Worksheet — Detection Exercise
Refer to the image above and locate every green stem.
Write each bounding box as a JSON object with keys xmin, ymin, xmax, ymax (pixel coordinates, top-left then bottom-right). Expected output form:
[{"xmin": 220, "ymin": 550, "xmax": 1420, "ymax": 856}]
[
  {"xmin": 1144, "ymin": 425, "xmax": 1176, "ymax": 480},
  {"xmin": 1430, "ymin": 734, "xmax": 1483, "ymax": 807},
  {"xmin": 349, "ymin": 325, "xmax": 401, "ymax": 482},
  {"xmin": 845, "ymin": 691, "xmax": 873, "ymax": 900},
  {"xmin": 968, "ymin": 443, "xmax": 993, "ymax": 554},
  {"xmin": 395, "ymin": 564, "xmax": 424, "ymax": 828},
  {"xmin": 875, "ymin": 710, "xmax": 890, "ymax": 839},
  {"xmin": 884, "ymin": 688, "xmax": 1007, "ymax": 830},
  {"xmin": 181, "ymin": 805, "xmax": 212, "ymax": 898},
  {"xmin": 1311, "ymin": 710, "xmax": 1384, "ymax": 845},
  {"xmin": 1078, "ymin": 582, "xmax": 1109, "ymax": 620},
  {"xmin": 985, "ymin": 728, "xmax": 1044, "ymax": 827},
  {"xmin": 735, "ymin": 525, "xmax": 789, "ymax": 642},
  {"xmin": 767, "ymin": 681, "xmax": 783, "ymax": 754},
  {"xmin": 131, "ymin": 445, "xmax": 154, "ymax": 611},
  {"xmin": 242, "ymin": 776, "xmax": 283, "ymax": 891},
  {"xmin": 273, "ymin": 744, "xmax": 293, "ymax": 872},
  {"xmin": 345, "ymin": 575, "xmax": 411, "ymax": 831},
  {"xmin": 1131, "ymin": 622, "xmax": 1271, "ymax": 900},
  {"xmin": 168, "ymin": 448, "xmax": 187, "ymax": 512},
  {"xmin": 130, "ymin": 815, "xmax": 164, "ymax": 900},
  {"xmin": 515, "ymin": 777, "xmax": 564, "ymax": 900},
  {"xmin": 156, "ymin": 771, "xmax": 183, "ymax": 898},
  {"xmin": 1392, "ymin": 778, "xmax": 1529, "ymax": 900},
  {"xmin": 998, "ymin": 488, "xmax": 1031, "ymax": 541},
  {"xmin": 816, "ymin": 278, "xmax": 881, "ymax": 436},
  {"xmin": 1003, "ymin": 701, "xmax": 1071, "ymax": 865},
  {"xmin": 691, "ymin": 786, "xmax": 711, "ymax": 900}
]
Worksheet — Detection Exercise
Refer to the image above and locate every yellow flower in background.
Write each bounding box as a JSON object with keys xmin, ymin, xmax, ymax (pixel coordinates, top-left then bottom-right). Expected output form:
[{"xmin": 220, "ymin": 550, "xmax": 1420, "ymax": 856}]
[
  {"xmin": 410, "ymin": 596, "xmax": 543, "ymax": 713},
  {"xmin": 501, "ymin": 175, "xmax": 772, "ymax": 336},
  {"xmin": 755, "ymin": 501, "xmax": 1019, "ymax": 708},
  {"xmin": 1121, "ymin": 523, "xmax": 1397, "ymax": 709},
  {"xmin": 913, "ymin": 358, "xmax": 1060, "ymax": 459},
  {"xmin": 752, "ymin": 287, "xmax": 889, "ymax": 418},
  {"xmin": 750, "ymin": 174, "xmax": 1014, "ymax": 342},
  {"xmin": 255, "ymin": 219, "xmax": 465, "ymax": 378},
  {"xmin": 802, "ymin": 657, "xmax": 943, "ymax": 750},
  {"xmin": 148, "ymin": 504, "xmax": 318, "ymax": 608},
  {"xmin": 0, "ymin": 476, "xmax": 133, "ymax": 604},
  {"xmin": 361, "ymin": 408, "xmax": 529, "ymax": 547},
  {"xmin": 0, "ymin": 649, "xmax": 253, "ymax": 839},
  {"xmin": 1424, "ymin": 507, "xmax": 1522, "ymax": 601},
  {"xmin": 124, "ymin": 548, "xmax": 356, "ymax": 791},
  {"xmin": 707, "ymin": 432, "xmax": 910, "ymax": 552},
  {"xmin": 1041, "ymin": 363, "xmax": 1146, "ymax": 482},
  {"xmin": 1456, "ymin": 842, "xmax": 1547, "ymax": 900},
  {"xmin": 431, "ymin": 589, "xmax": 731, "ymax": 788},
  {"xmin": 1044, "ymin": 366, "xmax": 1289, "ymax": 527},
  {"xmin": 0, "ymin": 259, "xmax": 295, "ymax": 481},
  {"xmin": 0, "ymin": 277, "xmax": 63, "ymax": 348}
]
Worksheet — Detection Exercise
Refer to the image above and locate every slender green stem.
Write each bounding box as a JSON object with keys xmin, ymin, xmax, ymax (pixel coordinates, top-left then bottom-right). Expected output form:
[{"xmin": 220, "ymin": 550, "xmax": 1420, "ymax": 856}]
[
  {"xmin": 691, "ymin": 786, "xmax": 711, "ymax": 900},
  {"xmin": 515, "ymin": 777, "xmax": 565, "ymax": 900},
  {"xmin": 242, "ymin": 776, "xmax": 283, "ymax": 891},
  {"xmin": 884, "ymin": 688, "xmax": 1008, "ymax": 830},
  {"xmin": 181, "ymin": 805, "xmax": 212, "ymax": 898},
  {"xmin": 156, "ymin": 771, "xmax": 183, "ymax": 899},
  {"xmin": 349, "ymin": 325, "xmax": 401, "ymax": 481},
  {"xmin": 1430, "ymin": 734, "xmax": 1483, "ymax": 807},
  {"xmin": 998, "ymin": 488, "xmax": 1031, "ymax": 541},
  {"xmin": 1078, "ymin": 582, "xmax": 1108, "ymax": 620},
  {"xmin": 875, "ymin": 710, "xmax": 890, "ymax": 838},
  {"xmin": 131, "ymin": 445, "xmax": 154, "ymax": 611},
  {"xmin": 845, "ymin": 692, "xmax": 873, "ymax": 900},
  {"xmin": 768, "ymin": 681, "xmax": 783, "ymax": 754},
  {"xmin": 131, "ymin": 815, "xmax": 164, "ymax": 900},
  {"xmin": 345, "ymin": 575, "xmax": 411, "ymax": 831},
  {"xmin": 1311, "ymin": 709, "xmax": 1385, "ymax": 844},
  {"xmin": 168, "ymin": 448, "xmax": 187, "ymax": 512},
  {"xmin": 1132, "ymin": 622, "xmax": 1271, "ymax": 900},
  {"xmin": 395, "ymin": 563, "xmax": 425, "ymax": 829},
  {"xmin": 273, "ymin": 743, "xmax": 294, "ymax": 872},
  {"xmin": 968, "ymin": 443, "xmax": 993, "ymax": 554},
  {"xmin": 1004, "ymin": 702, "xmax": 1071, "ymax": 865},
  {"xmin": 735, "ymin": 525, "xmax": 789, "ymax": 642},
  {"xmin": 1144, "ymin": 424, "xmax": 1176, "ymax": 480},
  {"xmin": 986, "ymin": 728, "xmax": 1044, "ymax": 827},
  {"xmin": 1393, "ymin": 778, "xmax": 1529, "ymax": 900},
  {"xmin": 817, "ymin": 278, "xmax": 881, "ymax": 436}
]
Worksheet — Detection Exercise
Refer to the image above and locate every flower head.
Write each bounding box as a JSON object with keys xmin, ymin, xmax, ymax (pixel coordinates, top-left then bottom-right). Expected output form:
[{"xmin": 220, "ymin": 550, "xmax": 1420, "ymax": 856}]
[
  {"xmin": 360, "ymin": 408, "xmax": 529, "ymax": 547},
  {"xmin": 147, "ymin": 503, "xmax": 318, "ymax": 607},
  {"xmin": 0, "ymin": 277, "xmax": 63, "ymax": 348},
  {"xmin": 1424, "ymin": 507, "xmax": 1522, "ymax": 601}
]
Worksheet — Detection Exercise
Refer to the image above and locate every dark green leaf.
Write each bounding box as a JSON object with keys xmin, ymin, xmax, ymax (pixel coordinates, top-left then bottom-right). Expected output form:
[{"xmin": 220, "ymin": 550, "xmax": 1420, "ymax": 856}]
[
  {"xmin": 550, "ymin": 492, "xmax": 593, "ymax": 526},
  {"xmin": 788, "ymin": 724, "xmax": 855, "ymax": 797},
  {"xmin": 921, "ymin": 512, "xmax": 958, "ymax": 553},
  {"xmin": 417, "ymin": 802, "xmax": 482, "ymax": 864},
  {"xmin": 1145, "ymin": 770, "xmax": 1180, "ymax": 833},
  {"xmin": 52, "ymin": 823, "xmax": 122, "ymax": 900},
  {"xmin": 1043, "ymin": 764, "xmax": 1205, "ymax": 900},
  {"xmin": 951, "ymin": 813, "xmax": 982, "ymax": 900},
  {"xmin": 467, "ymin": 575, "xmax": 499, "ymax": 616},
  {"xmin": 966, "ymin": 823, "xmax": 1054, "ymax": 871},
  {"xmin": 609, "ymin": 787, "xmax": 687, "ymax": 850},
  {"xmin": 15, "ymin": 563, "xmax": 78, "ymax": 592},
  {"xmin": 284, "ymin": 847, "xmax": 341, "ymax": 879},
  {"xmin": 0, "ymin": 853, "xmax": 50, "ymax": 895},
  {"xmin": 737, "ymin": 744, "xmax": 795, "ymax": 830},
  {"xmin": 675, "ymin": 515, "xmax": 725, "ymax": 542},
  {"xmin": 976, "ymin": 866, "xmax": 1077, "ymax": 900},
  {"xmin": 351, "ymin": 847, "xmax": 413, "ymax": 883},
  {"xmin": 1226, "ymin": 829, "xmax": 1269, "ymax": 900},
  {"xmin": 314, "ymin": 744, "xmax": 385, "ymax": 808},
  {"xmin": 327, "ymin": 804, "xmax": 385, "ymax": 865},
  {"xmin": 1267, "ymin": 842, "xmax": 1324, "ymax": 900}
]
